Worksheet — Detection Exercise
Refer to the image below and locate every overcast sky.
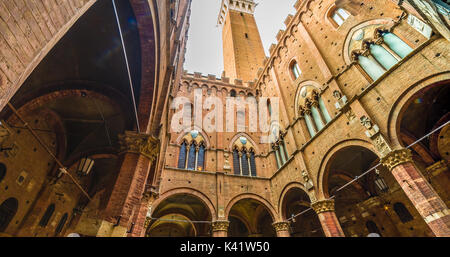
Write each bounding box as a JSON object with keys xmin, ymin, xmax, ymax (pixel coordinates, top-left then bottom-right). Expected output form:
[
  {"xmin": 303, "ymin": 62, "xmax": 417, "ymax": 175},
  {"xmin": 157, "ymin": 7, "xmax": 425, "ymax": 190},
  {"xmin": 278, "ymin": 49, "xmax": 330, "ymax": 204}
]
[{"xmin": 184, "ymin": 0, "xmax": 297, "ymax": 76}]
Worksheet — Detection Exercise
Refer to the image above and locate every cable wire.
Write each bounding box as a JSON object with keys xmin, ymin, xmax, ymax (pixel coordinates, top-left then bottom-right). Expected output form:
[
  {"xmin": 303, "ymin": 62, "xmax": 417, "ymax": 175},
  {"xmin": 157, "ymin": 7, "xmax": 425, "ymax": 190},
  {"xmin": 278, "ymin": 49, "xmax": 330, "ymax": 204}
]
[{"xmin": 111, "ymin": 0, "xmax": 141, "ymax": 133}]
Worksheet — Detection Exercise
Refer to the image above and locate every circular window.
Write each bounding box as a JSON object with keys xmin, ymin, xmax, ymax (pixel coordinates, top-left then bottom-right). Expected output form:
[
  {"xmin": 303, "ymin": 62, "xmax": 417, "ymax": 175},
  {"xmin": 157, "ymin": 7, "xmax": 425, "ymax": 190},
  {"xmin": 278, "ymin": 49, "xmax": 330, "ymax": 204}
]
[{"xmin": 0, "ymin": 163, "xmax": 6, "ymax": 183}]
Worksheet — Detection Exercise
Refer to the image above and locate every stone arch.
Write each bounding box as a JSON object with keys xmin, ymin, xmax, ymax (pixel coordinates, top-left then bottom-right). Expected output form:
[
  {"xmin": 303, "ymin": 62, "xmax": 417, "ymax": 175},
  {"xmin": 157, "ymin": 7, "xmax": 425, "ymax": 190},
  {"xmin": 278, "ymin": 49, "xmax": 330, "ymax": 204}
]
[
  {"xmin": 175, "ymin": 126, "xmax": 211, "ymax": 148},
  {"xmin": 224, "ymin": 193, "xmax": 278, "ymax": 222},
  {"xmin": 386, "ymin": 72, "xmax": 450, "ymax": 148},
  {"xmin": 152, "ymin": 188, "xmax": 216, "ymax": 220},
  {"xmin": 294, "ymin": 80, "xmax": 322, "ymax": 117},
  {"xmin": 228, "ymin": 133, "xmax": 260, "ymax": 153},
  {"xmin": 316, "ymin": 139, "xmax": 379, "ymax": 199},
  {"xmin": 277, "ymin": 182, "xmax": 308, "ymax": 217}
]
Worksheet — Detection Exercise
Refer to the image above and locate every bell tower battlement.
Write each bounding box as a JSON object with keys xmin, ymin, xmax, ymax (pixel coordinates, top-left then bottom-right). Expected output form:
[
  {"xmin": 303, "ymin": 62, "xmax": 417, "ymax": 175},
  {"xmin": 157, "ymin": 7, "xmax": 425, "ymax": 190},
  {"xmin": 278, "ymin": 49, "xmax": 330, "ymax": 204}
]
[{"xmin": 217, "ymin": 0, "xmax": 266, "ymax": 84}]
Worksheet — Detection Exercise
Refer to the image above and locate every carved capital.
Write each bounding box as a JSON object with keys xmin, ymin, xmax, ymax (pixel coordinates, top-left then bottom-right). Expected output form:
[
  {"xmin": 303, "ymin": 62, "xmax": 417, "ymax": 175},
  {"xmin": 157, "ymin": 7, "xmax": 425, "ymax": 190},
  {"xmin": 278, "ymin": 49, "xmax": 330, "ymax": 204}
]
[
  {"xmin": 144, "ymin": 217, "xmax": 152, "ymax": 229},
  {"xmin": 381, "ymin": 149, "xmax": 413, "ymax": 171},
  {"xmin": 211, "ymin": 220, "xmax": 229, "ymax": 232},
  {"xmin": 272, "ymin": 222, "xmax": 290, "ymax": 232},
  {"xmin": 311, "ymin": 199, "xmax": 335, "ymax": 214},
  {"xmin": 142, "ymin": 188, "xmax": 159, "ymax": 204},
  {"xmin": 118, "ymin": 131, "xmax": 160, "ymax": 161}
]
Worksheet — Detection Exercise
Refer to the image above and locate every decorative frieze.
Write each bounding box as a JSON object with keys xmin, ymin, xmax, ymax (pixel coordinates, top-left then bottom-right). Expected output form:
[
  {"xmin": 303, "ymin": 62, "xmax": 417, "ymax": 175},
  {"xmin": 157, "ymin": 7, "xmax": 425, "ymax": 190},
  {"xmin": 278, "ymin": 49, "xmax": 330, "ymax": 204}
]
[
  {"xmin": 272, "ymin": 221, "xmax": 290, "ymax": 232},
  {"xmin": 118, "ymin": 131, "xmax": 160, "ymax": 161},
  {"xmin": 381, "ymin": 149, "xmax": 413, "ymax": 171},
  {"xmin": 311, "ymin": 199, "xmax": 335, "ymax": 214},
  {"xmin": 211, "ymin": 220, "xmax": 230, "ymax": 232}
]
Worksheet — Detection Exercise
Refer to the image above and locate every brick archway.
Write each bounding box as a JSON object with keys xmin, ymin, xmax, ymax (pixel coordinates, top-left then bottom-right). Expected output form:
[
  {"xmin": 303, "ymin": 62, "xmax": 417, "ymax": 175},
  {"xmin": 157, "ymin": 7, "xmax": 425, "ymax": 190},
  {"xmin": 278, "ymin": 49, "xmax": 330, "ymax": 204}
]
[
  {"xmin": 224, "ymin": 193, "xmax": 278, "ymax": 222},
  {"xmin": 316, "ymin": 139, "xmax": 379, "ymax": 199},
  {"xmin": 278, "ymin": 182, "xmax": 309, "ymax": 218},
  {"xmin": 386, "ymin": 72, "xmax": 450, "ymax": 148},
  {"xmin": 152, "ymin": 187, "xmax": 217, "ymax": 220}
]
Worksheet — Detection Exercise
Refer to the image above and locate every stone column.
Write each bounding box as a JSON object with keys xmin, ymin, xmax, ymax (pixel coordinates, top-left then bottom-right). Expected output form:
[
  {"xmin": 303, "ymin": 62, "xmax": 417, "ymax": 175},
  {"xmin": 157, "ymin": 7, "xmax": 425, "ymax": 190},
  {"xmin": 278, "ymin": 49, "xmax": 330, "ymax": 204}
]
[
  {"xmin": 211, "ymin": 220, "xmax": 229, "ymax": 237},
  {"xmin": 98, "ymin": 131, "xmax": 159, "ymax": 237},
  {"xmin": 311, "ymin": 199, "xmax": 345, "ymax": 237},
  {"xmin": 381, "ymin": 149, "xmax": 450, "ymax": 237},
  {"xmin": 272, "ymin": 222, "xmax": 290, "ymax": 237}
]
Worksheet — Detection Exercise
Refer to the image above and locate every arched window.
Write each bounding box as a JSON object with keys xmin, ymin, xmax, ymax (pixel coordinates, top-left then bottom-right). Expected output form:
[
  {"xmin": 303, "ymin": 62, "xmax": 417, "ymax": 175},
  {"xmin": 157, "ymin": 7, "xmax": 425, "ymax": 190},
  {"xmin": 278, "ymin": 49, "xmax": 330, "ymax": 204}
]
[
  {"xmin": 177, "ymin": 141, "xmax": 187, "ymax": 169},
  {"xmin": 366, "ymin": 220, "xmax": 382, "ymax": 236},
  {"xmin": 0, "ymin": 163, "xmax": 6, "ymax": 183},
  {"xmin": 230, "ymin": 90, "xmax": 237, "ymax": 97},
  {"xmin": 381, "ymin": 32, "xmax": 413, "ymax": 58},
  {"xmin": 297, "ymin": 86, "xmax": 331, "ymax": 138},
  {"xmin": 393, "ymin": 202, "xmax": 414, "ymax": 223},
  {"xmin": 267, "ymin": 100, "xmax": 272, "ymax": 117},
  {"xmin": 272, "ymin": 135, "xmax": 289, "ymax": 169},
  {"xmin": 330, "ymin": 7, "xmax": 350, "ymax": 27},
  {"xmin": 290, "ymin": 61, "xmax": 302, "ymax": 80},
  {"xmin": 178, "ymin": 131, "xmax": 207, "ymax": 171},
  {"xmin": 39, "ymin": 204, "xmax": 55, "ymax": 227},
  {"xmin": 55, "ymin": 213, "xmax": 68, "ymax": 236},
  {"xmin": 232, "ymin": 137, "xmax": 257, "ymax": 177},
  {"xmin": 0, "ymin": 198, "xmax": 18, "ymax": 232},
  {"xmin": 352, "ymin": 29, "xmax": 414, "ymax": 82}
]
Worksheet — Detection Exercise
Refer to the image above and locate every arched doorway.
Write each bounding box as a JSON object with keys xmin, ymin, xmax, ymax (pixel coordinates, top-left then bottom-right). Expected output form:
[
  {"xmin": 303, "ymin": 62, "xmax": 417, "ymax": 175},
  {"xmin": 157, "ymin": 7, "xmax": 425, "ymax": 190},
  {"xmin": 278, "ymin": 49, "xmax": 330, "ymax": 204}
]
[
  {"xmin": 281, "ymin": 187, "xmax": 324, "ymax": 237},
  {"xmin": 227, "ymin": 198, "xmax": 276, "ymax": 237},
  {"xmin": 325, "ymin": 145, "xmax": 431, "ymax": 236},
  {"xmin": 0, "ymin": 198, "xmax": 18, "ymax": 233},
  {"xmin": 396, "ymin": 80, "xmax": 450, "ymax": 207},
  {"xmin": 147, "ymin": 194, "xmax": 213, "ymax": 237}
]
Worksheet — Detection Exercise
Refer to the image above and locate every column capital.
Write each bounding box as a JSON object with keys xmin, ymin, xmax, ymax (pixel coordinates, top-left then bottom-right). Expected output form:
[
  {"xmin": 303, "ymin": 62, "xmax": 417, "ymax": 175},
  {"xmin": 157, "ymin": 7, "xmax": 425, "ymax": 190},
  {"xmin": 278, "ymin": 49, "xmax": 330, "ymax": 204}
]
[
  {"xmin": 144, "ymin": 217, "xmax": 152, "ymax": 229},
  {"xmin": 118, "ymin": 131, "xmax": 160, "ymax": 161},
  {"xmin": 211, "ymin": 220, "xmax": 229, "ymax": 232},
  {"xmin": 272, "ymin": 221, "xmax": 290, "ymax": 232},
  {"xmin": 311, "ymin": 199, "xmax": 335, "ymax": 214},
  {"xmin": 381, "ymin": 148, "xmax": 413, "ymax": 171}
]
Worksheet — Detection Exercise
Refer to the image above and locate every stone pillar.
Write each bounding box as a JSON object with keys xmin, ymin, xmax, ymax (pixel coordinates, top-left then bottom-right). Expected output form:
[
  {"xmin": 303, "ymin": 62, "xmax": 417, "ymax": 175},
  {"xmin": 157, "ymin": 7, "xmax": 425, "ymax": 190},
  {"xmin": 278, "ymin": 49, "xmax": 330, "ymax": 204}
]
[
  {"xmin": 311, "ymin": 199, "xmax": 345, "ymax": 237},
  {"xmin": 98, "ymin": 131, "xmax": 159, "ymax": 237},
  {"xmin": 272, "ymin": 222, "xmax": 290, "ymax": 237},
  {"xmin": 211, "ymin": 220, "xmax": 229, "ymax": 237},
  {"xmin": 381, "ymin": 149, "xmax": 450, "ymax": 237}
]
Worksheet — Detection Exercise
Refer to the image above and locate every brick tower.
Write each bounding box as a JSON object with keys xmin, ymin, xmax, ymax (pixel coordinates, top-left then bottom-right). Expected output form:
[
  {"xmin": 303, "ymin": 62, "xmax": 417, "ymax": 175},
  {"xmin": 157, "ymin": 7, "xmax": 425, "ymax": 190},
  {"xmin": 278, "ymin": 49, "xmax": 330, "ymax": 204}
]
[{"xmin": 218, "ymin": 0, "xmax": 266, "ymax": 83}]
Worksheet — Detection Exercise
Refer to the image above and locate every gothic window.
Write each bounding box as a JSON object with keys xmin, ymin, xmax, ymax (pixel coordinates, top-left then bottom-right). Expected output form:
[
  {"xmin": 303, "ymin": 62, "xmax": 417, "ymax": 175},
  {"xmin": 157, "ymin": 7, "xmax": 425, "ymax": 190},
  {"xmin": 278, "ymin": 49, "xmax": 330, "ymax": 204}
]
[
  {"xmin": 177, "ymin": 141, "xmax": 187, "ymax": 169},
  {"xmin": 230, "ymin": 90, "xmax": 237, "ymax": 97},
  {"xmin": 290, "ymin": 61, "xmax": 302, "ymax": 80},
  {"xmin": 39, "ymin": 204, "xmax": 55, "ymax": 227},
  {"xmin": 0, "ymin": 163, "xmax": 6, "ymax": 183},
  {"xmin": 351, "ymin": 29, "xmax": 414, "ymax": 82},
  {"xmin": 267, "ymin": 99, "xmax": 272, "ymax": 117},
  {"xmin": 178, "ymin": 131, "xmax": 207, "ymax": 171},
  {"xmin": 272, "ymin": 135, "xmax": 289, "ymax": 169},
  {"xmin": 55, "ymin": 213, "xmax": 68, "ymax": 236},
  {"xmin": 297, "ymin": 86, "xmax": 331, "ymax": 138},
  {"xmin": 232, "ymin": 137, "xmax": 257, "ymax": 177},
  {"xmin": 393, "ymin": 202, "xmax": 414, "ymax": 223},
  {"xmin": 330, "ymin": 7, "xmax": 350, "ymax": 27},
  {"xmin": 381, "ymin": 32, "xmax": 413, "ymax": 58},
  {"xmin": 0, "ymin": 198, "xmax": 18, "ymax": 232}
]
